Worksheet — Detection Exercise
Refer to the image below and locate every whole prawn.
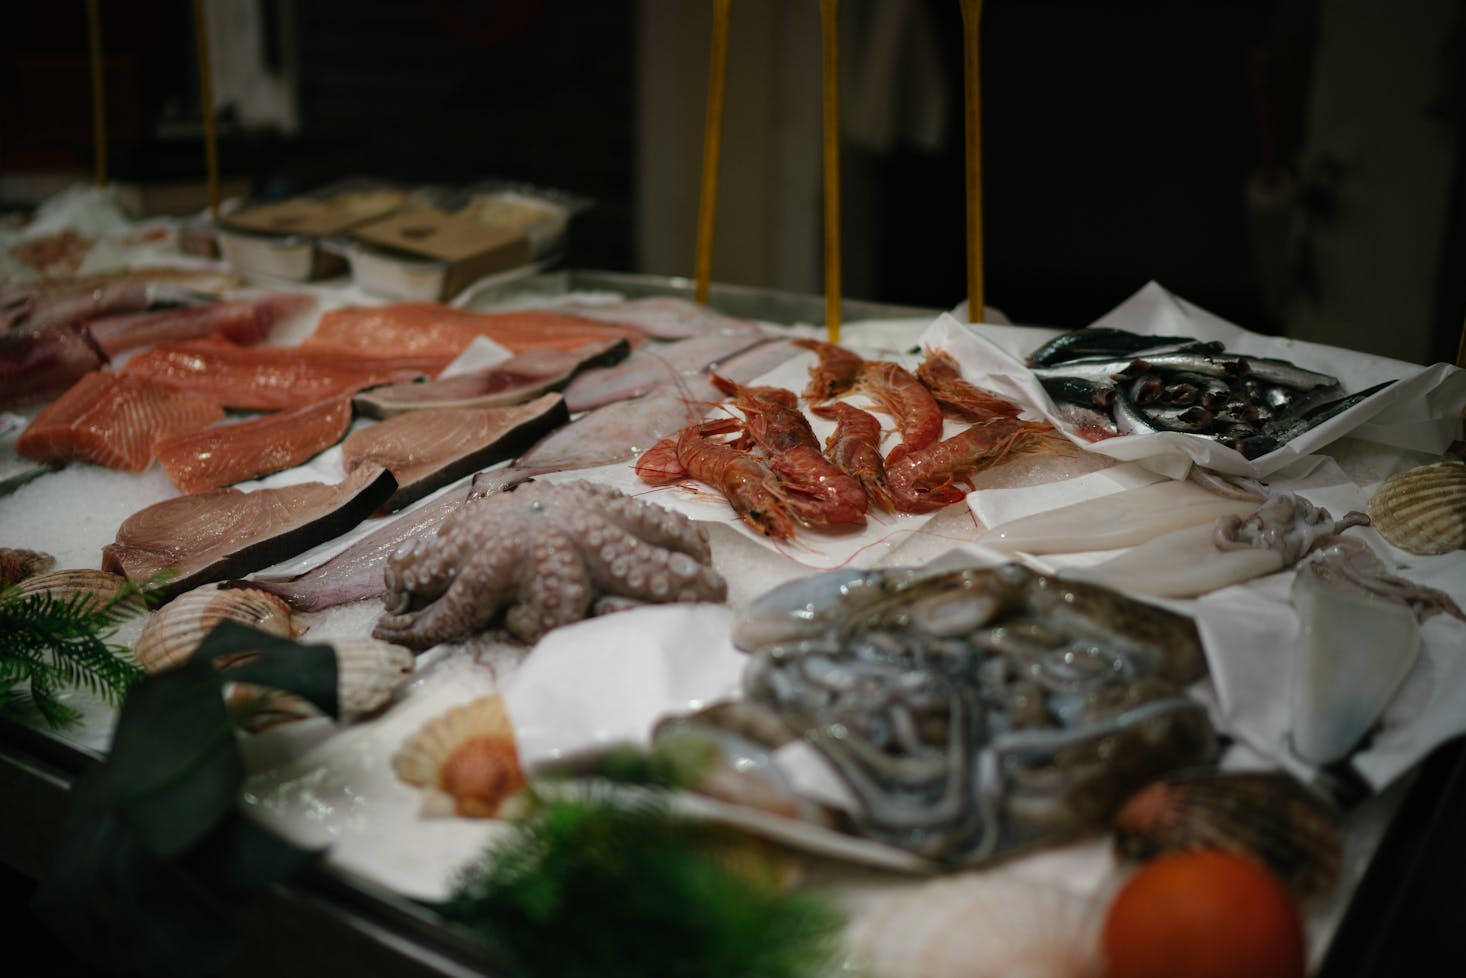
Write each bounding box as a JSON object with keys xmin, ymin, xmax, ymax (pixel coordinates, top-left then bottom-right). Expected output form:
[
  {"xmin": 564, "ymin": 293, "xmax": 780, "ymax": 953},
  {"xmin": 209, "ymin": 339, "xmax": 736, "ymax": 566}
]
[
  {"xmin": 915, "ymin": 347, "xmax": 1023, "ymax": 422},
  {"xmin": 886, "ymin": 417, "xmax": 1060, "ymax": 513},
  {"xmin": 672, "ymin": 420, "xmax": 798, "ymax": 540},
  {"xmin": 792, "ymin": 337, "xmax": 863, "ymax": 400},
  {"xmin": 857, "ymin": 359, "xmax": 945, "ymax": 466},
  {"xmin": 711, "ymin": 375, "xmax": 867, "ymax": 527},
  {"xmin": 810, "ymin": 400, "xmax": 896, "ymax": 511}
]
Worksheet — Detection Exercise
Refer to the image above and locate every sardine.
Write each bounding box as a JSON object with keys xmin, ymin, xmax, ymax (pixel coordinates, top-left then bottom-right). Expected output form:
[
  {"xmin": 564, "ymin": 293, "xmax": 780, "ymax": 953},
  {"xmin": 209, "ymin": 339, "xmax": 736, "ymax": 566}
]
[
  {"xmin": 1039, "ymin": 376, "xmax": 1115, "ymax": 410},
  {"xmin": 1025, "ymin": 327, "xmax": 1219, "ymax": 367}
]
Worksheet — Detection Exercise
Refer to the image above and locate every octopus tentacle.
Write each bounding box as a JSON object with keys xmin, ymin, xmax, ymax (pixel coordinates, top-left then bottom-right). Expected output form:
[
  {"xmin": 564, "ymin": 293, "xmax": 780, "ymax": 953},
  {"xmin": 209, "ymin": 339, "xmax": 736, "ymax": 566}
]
[
  {"xmin": 376, "ymin": 537, "xmax": 523, "ymax": 649},
  {"xmin": 373, "ymin": 481, "xmax": 727, "ymax": 649}
]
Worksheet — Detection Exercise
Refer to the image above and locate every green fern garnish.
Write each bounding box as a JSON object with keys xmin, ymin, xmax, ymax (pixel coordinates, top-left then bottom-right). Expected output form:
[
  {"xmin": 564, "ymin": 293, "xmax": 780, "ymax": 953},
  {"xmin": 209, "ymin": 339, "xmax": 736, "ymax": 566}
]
[
  {"xmin": 0, "ymin": 579, "xmax": 152, "ymax": 729},
  {"xmin": 438, "ymin": 784, "xmax": 846, "ymax": 978}
]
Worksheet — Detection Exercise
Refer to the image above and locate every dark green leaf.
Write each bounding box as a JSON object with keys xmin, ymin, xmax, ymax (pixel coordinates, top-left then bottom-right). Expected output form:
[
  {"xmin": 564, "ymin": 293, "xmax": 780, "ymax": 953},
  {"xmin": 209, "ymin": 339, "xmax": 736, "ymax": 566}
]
[
  {"xmin": 196, "ymin": 620, "xmax": 340, "ymax": 718},
  {"xmin": 184, "ymin": 810, "xmax": 322, "ymax": 899},
  {"xmin": 32, "ymin": 811, "xmax": 243, "ymax": 978},
  {"xmin": 89, "ymin": 657, "xmax": 242, "ymax": 857}
]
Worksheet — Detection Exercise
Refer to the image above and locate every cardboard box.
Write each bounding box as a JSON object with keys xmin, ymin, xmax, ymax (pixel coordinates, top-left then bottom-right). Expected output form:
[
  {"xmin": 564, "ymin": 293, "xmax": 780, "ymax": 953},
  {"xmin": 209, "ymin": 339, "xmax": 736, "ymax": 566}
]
[
  {"xmin": 348, "ymin": 204, "xmax": 533, "ymax": 300},
  {"xmin": 218, "ymin": 187, "xmax": 408, "ymax": 281}
]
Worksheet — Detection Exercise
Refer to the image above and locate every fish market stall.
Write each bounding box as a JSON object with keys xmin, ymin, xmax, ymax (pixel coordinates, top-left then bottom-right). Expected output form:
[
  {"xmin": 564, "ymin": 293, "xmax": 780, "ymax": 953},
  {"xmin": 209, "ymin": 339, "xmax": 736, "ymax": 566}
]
[{"xmin": 2, "ymin": 199, "xmax": 1465, "ymax": 978}]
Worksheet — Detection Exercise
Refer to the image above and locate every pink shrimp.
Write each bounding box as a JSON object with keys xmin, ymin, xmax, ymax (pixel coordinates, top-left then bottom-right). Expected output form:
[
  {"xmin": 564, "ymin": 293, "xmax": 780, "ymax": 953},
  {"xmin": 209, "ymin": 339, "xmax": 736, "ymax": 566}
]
[
  {"xmin": 886, "ymin": 417, "xmax": 1061, "ymax": 513},
  {"xmin": 674, "ymin": 421, "xmax": 798, "ymax": 540},
  {"xmin": 810, "ymin": 400, "xmax": 896, "ymax": 511},
  {"xmin": 634, "ymin": 433, "xmax": 686, "ymax": 485},
  {"xmin": 710, "ymin": 374, "xmax": 819, "ymax": 452},
  {"xmin": 857, "ymin": 360, "xmax": 944, "ymax": 466},
  {"xmin": 712, "ymin": 374, "xmax": 867, "ymax": 527},
  {"xmin": 915, "ymin": 347, "xmax": 1023, "ymax": 422},
  {"xmin": 791, "ymin": 337, "xmax": 863, "ymax": 401}
]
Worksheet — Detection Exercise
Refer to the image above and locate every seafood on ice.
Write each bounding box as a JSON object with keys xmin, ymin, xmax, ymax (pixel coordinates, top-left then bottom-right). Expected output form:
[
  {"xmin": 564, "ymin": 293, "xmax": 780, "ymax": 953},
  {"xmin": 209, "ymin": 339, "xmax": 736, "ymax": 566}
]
[
  {"xmin": 1287, "ymin": 537, "xmax": 1466, "ymax": 767},
  {"xmin": 339, "ymin": 392, "xmax": 569, "ymax": 512},
  {"xmin": 351, "ymin": 336, "xmax": 630, "ymax": 418},
  {"xmin": 977, "ymin": 472, "xmax": 1264, "ymax": 554},
  {"xmin": 1366, "ymin": 459, "xmax": 1466, "ymax": 555},
  {"xmin": 153, "ymin": 395, "xmax": 354, "ymax": 493},
  {"xmin": 634, "ymin": 343, "xmax": 1060, "ymax": 536},
  {"xmin": 226, "ymin": 636, "xmax": 416, "ymax": 729},
  {"xmin": 1028, "ymin": 326, "xmax": 1393, "ymax": 458},
  {"xmin": 18, "ymin": 372, "xmax": 224, "ymax": 472},
  {"xmin": 0, "ymin": 547, "xmax": 56, "ymax": 587},
  {"xmin": 1061, "ymin": 491, "xmax": 1370, "ymax": 598},
  {"xmin": 120, "ymin": 339, "xmax": 446, "ymax": 411},
  {"xmin": 374, "ymin": 480, "xmax": 728, "ymax": 649},
  {"xmin": 303, "ymin": 301, "xmax": 650, "ymax": 358},
  {"xmin": 133, "ymin": 581, "xmax": 304, "ymax": 674},
  {"xmin": 0, "ymin": 277, "xmax": 294, "ymax": 409},
  {"xmin": 729, "ymin": 563, "xmax": 1216, "ymax": 864},
  {"xmin": 103, "ymin": 463, "xmax": 398, "ymax": 600},
  {"xmin": 1112, "ymin": 767, "xmax": 1343, "ymax": 899},
  {"xmin": 393, "ymin": 695, "xmax": 526, "ymax": 817}
]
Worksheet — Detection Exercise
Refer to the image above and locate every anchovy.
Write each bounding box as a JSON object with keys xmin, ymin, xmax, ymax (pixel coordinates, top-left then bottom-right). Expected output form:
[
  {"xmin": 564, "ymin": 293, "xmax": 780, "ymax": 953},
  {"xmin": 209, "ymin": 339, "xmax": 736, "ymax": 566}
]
[
  {"xmin": 1039, "ymin": 375, "xmax": 1115, "ymax": 410},
  {"xmin": 1236, "ymin": 354, "xmax": 1340, "ymax": 391},
  {"xmin": 1026, "ymin": 327, "xmax": 1220, "ymax": 367}
]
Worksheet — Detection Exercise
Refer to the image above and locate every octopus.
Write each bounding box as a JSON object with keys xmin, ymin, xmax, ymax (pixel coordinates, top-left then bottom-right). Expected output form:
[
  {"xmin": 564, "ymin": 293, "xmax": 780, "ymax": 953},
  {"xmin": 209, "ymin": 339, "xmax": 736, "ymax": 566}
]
[{"xmin": 373, "ymin": 479, "xmax": 728, "ymax": 649}]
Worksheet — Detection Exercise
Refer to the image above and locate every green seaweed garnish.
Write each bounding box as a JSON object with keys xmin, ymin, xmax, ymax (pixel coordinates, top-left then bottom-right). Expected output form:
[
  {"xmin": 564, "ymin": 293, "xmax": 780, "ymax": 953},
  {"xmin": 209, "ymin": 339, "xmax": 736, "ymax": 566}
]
[
  {"xmin": 438, "ymin": 783, "xmax": 846, "ymax": 978},
  {"xmin": 0, "ymin": 576, "xmax": 152, "ymax": 729}
]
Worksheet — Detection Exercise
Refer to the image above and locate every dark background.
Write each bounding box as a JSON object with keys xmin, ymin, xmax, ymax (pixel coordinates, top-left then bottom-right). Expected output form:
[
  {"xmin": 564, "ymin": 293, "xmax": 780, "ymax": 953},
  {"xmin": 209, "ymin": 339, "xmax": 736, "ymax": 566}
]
[{"xmin": 3, "ymin": 1, "xmax": 1462, "ymax": 361}]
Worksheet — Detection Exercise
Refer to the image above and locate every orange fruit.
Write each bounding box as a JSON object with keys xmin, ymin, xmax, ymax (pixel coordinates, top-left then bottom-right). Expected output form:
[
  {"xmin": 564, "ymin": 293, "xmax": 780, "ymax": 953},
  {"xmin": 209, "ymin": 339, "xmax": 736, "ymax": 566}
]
[{"xmin": 1102, "ymin": 849, "xmax": 1306, "ymax": 978}]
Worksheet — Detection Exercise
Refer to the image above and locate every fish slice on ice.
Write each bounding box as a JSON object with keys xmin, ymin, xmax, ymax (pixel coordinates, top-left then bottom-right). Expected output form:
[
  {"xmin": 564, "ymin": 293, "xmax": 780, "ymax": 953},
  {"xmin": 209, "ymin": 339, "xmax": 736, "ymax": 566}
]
[
  {"xmin": 17, "ymin": 371, "xmax": 223, "ymax": 471},
  {"xmin": 102, "ymin": 463, "xmax": 398, "ymax": 600},
  {"xmin": 153, "ymin": 395, "xmax": 355, "ymax": 493}
]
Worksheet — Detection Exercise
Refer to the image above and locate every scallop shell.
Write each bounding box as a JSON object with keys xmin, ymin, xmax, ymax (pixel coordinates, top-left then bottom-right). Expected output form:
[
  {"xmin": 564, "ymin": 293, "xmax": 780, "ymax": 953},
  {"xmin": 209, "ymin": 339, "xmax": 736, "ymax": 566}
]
[
  {"xmin": 0, "ymin": 547, "xmax": 56, "ymax": 587},
  {"xmin": 134, "ymin": 582, "xmax": 302, "ymax": 674},
  {"xmin": 393, "ymin": 695, "xmax": 525, "ymax": 818},
  {"xmin": 11, "ymin": 568, "xmax": 134, "ymax": 608},
  {"xmin": 224, "ymin": 636, "xmax": 415, "ymax": 729},
  {"xmin": 1112, "ymin": 768, "xmax": 1342, "ymax": 899},
  {"xmin": 1367, "ymin": 459, "xmax": 1466, "ymax": 555},
  {"xmin": 843, "ymin": 872, "xmax": 1103, "ymax": 978}
]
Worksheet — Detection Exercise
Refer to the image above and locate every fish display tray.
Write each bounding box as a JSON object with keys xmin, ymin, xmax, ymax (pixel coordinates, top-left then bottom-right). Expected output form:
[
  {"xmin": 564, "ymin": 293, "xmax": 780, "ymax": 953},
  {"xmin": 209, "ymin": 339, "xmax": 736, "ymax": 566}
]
[{"xmin": 1, "ymin": 270, "xmax": 1462, "ymax": 978}]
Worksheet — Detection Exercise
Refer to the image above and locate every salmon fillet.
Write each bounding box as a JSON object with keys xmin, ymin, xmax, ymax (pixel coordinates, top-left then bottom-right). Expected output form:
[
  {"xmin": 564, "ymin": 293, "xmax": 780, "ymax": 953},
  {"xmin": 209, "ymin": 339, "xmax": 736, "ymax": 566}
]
[
  {"xmin": 304, "ymin": 302, "xmax": 649, "ymax": 358},
  {"xmin": 153, "ymin": 395, "xmax": 354, "ymax": 493},
  {"xmin": 16, "ymin": 371, "xmax": 224, "ymax": 471},
  {"xmin": 120, "ymin": 338, "xmax": 448, "ymax": 410}
]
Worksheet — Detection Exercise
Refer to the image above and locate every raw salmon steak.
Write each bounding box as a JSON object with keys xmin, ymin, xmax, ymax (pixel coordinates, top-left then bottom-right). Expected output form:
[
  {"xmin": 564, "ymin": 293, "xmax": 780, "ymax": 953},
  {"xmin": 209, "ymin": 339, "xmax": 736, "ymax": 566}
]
[
  {"xmin": 86, "ymin": 291, "xmax": 316, "ymax": 358},
  {"xmin": 102, "ymin": 463, "xmax": 397, "ymax": 599},
  {"xmin": 16, "ymin": 371, "xmax": 224, "ymax": 471},
  {"xmin": 120, "ymin": 338, "xmax": 448, "ymax": 410},
  {"xmin": 341, "ymin": 392, "xmax": 569, "ymax": 511},
  {"xmin": 304, "ymin": 302, "xmax": 649, "ymax": 358},
  {"xmin": 153, "ymin": 395, "xmax": 354, "ymax": 493}
]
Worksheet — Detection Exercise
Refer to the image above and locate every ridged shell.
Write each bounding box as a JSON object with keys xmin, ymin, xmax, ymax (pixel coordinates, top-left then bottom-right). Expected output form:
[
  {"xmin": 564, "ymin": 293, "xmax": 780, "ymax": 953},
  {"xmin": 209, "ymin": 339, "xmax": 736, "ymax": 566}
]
[
  {"xmin": 0, "ymin": 547, "xmax": 56, "ymax": 587},
  {"xmin": 844, "ymin": 872, "xmax": 1104, "ymax": 978},
  {"xmin": 393, "ymin": 695, "xmax": 525, "ymax": 818},
  {"xmin": 135, "ymin": 582, "xmax": 302, "ymax": 674},
  {"xmin": 331, "ymin": 637, "xmax": 415, "ymax": 714},
  {"xmin": 224, "ymin": 636, "xmax": 415, "ymax": 729},
  {"xmin": 1367, "ymin": 459, "xmax": 1466, "ymax": 555},
  {"xmin": 1112, "ymin": 768, "xmax": 1342, "ymax": 899},
  {"xmin": 11, "ymin": 568, "xmax": 133, "ymax": 607}
]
